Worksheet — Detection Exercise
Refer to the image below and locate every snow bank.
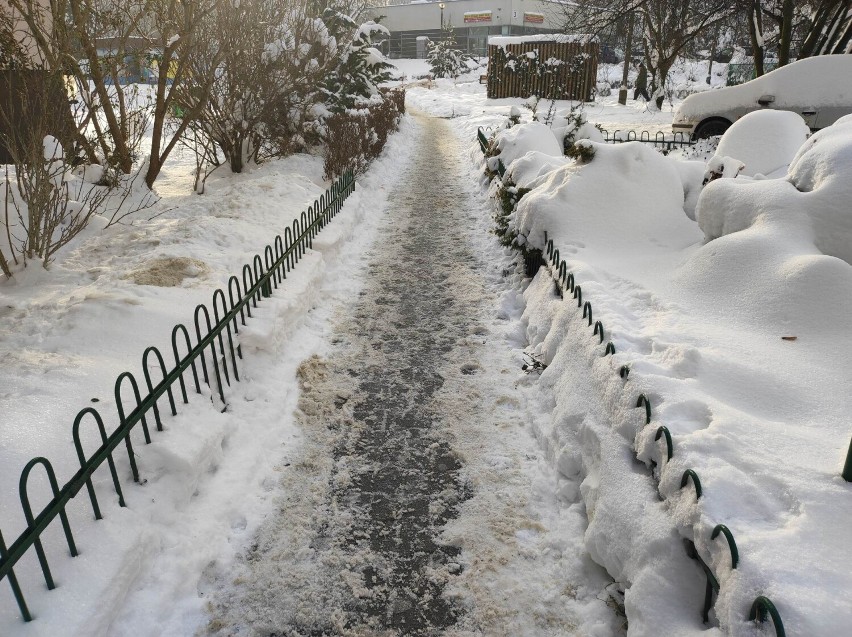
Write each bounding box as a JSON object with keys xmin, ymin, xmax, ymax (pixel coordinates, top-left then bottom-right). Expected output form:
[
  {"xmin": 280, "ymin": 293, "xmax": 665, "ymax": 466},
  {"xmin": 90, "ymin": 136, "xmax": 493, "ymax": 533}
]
[
  {"xmin": 490, "ymin": 119, "xmax": 852, "ymax": 636},
  {"xmin": 714, "ymin": 110, "xmax": 810, "ymax": 177}
]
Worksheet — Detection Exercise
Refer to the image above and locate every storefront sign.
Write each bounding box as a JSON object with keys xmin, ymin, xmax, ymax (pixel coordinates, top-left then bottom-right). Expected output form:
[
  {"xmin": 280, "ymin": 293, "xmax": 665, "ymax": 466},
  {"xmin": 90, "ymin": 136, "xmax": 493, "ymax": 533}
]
[
  {"xmin": 464, "ymin": 11, "xmax": 492, "ymax": 23},
  {"xmin": 523, "ymin": 12, "xmax": 544, "ymax": 24}
]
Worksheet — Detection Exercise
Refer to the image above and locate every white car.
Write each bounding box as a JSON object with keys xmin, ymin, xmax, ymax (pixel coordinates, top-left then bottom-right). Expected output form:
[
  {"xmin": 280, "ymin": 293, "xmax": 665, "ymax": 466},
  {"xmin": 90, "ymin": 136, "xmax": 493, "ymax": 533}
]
[{"xmin": 672, "ymin": 55, "xmax": 852, "ymax": 139}]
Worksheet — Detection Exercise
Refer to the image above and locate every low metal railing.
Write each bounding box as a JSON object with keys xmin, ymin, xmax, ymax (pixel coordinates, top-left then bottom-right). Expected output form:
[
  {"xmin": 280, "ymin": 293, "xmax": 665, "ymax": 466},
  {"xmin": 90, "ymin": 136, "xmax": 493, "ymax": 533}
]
[
  {"xmin": 0, "ymin": 169, "xmax": 356, "ymax": 622},
  {"xmin": 599, "ymin": 128, "xmax": 695, "ymax": 152},
  {"xmin": 539, "ymin": 235, "xmax": 786, "ymax": 637}
]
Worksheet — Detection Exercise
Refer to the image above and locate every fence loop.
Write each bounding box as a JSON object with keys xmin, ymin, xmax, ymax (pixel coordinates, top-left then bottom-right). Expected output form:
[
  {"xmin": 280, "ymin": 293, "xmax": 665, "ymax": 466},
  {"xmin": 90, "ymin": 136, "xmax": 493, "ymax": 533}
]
[
  {"xmin": 19, "ymin": 457, "xmax": 78, "ymax": 589},
  {"xmin": 593, "ymin": 321, "xmax": 605, "ymax": 344},
  {"xmin": 749, "ymin": 596, "xmax": 786, "ymax": 637},
  {"xmin": 242, "ymin": 263, "xmax": 256, "ymax": 311},
  {"xmin": 711, "ymin": 524, "xmax": 739, "ymax": 569},
  {"xmin": 636, "ymin": 393, "xmax": 651, "ymax": 424},
  {"xmin": 566, "ymin": 272, "xmax": 575, "ymax": 292},
  {"xmin": 301, "ymin": 211, "xmax": 310, "ymax": 249},
  {"xmin": 72, "ymin": 408, "xmax": 126, "ymax": 517},
  {"xmin": 654, "ymin": 426, "xmax": 673, "ymax": 462},
  {"xmin": 253, "ymin": 255, "xmax": 269, "ymax": 299},
  {"xmin": 115, "ymin": 371, "xmax": 152, "ymax": 444},
  {"xmin": 283, "ymin": 227, "xmax": 294, "ymax": 273},
  {"xmin": 227, "ymin": 276, "xmax": 246, "ymax": 329},
  {"xmin": 172, "ymin": 323, "xmax": 201, "ymax": 401},
  {"xmin": 574, "ymin": 285, "xmax": 582, "ymax": 306},
  {"xmin": 620, "ymin": 364, "xmax": 630, "ymax": 378},
  {"xmin": 680, "ymin": 469, "xmax": 702, "ymax": 500},
  {"xmin": 604, "ymin": 342, "xmax": 616, "ymax": 356},
  {"xmin": 142, "ymin": 346, "xmax": 177, "ymax": 430},
  {"xmin": 264, "ymin": 245, "xmax": 277, "ymax": 290},
  {"xmin": 194, "ymin": 304, "xmax": 226, "ymax": 406},
  {"xmin": 582, "ymin": 301, "xmax": 592, "ymax": 325},
  {"xmin": 213, "ymin": 289, "xmax": 240, "ymax": 384}
]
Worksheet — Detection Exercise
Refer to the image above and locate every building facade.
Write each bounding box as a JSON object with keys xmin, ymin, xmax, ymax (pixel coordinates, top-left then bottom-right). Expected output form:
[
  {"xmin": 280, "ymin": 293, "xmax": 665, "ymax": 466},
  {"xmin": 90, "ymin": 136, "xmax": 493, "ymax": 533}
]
[{"xmin": 369, "ymin": 0, "xmax": 563, "ymax": 58}]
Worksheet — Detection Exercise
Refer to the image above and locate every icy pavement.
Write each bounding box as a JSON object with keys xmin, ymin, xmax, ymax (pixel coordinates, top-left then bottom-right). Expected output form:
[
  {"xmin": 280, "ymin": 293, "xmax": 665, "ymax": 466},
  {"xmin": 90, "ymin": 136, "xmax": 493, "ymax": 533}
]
[{"xmin": 200, "ymin": 116, "xmax": 621, "ymax": 636}]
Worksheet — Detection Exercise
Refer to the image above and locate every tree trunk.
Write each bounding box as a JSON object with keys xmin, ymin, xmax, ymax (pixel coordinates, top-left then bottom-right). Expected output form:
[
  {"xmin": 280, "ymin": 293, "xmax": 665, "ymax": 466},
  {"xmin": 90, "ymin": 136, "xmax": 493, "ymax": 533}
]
[
  {"xmin": 749, "ymin": 0, "xmax": 765, "ymax": 77},
  {"xmin": 778, "ymin": 0, "xmax": 795, "ymax": 66},
  {"xmin": 652, "ymin": 57, "xmax": 675, "ymax": 111}
]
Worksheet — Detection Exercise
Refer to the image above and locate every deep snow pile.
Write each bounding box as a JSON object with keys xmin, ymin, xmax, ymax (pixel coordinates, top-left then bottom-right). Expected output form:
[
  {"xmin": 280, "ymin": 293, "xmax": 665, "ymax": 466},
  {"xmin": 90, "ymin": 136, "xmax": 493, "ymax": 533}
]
[
  {"xmin": 479, "ymin": 115, "xmax": 852, "ymax": 636},
  {"xmin": 713, "ymin": 110, "xmax": 810, "ymax": 178}
]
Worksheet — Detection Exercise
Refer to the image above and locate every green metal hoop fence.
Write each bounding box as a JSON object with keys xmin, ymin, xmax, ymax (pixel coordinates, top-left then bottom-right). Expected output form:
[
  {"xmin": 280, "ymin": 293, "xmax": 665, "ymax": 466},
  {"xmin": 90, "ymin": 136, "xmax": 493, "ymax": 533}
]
[{"xmin": 0, "ymin": 169, "xmax": 356, "ymax": 622}]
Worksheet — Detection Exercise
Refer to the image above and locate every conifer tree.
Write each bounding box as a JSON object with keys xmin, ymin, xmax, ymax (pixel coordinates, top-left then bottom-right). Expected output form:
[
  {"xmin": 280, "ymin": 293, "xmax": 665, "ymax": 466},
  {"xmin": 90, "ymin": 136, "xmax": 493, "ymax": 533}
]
[{"xmin": 427, "ymin": 23, "xmax": 474, "ymax": 79}]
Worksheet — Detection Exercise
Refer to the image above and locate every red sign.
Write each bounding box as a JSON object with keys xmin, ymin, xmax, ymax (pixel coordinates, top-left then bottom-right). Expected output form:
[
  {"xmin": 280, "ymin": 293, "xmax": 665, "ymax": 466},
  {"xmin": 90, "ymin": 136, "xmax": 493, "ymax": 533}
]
[
  {"xmin": 524, "ymin": 12, "xmax": 544, "ymax": 24},
  {"xmin": 464, "ymin": 11, "xmax": 492, "ymax": 23}
]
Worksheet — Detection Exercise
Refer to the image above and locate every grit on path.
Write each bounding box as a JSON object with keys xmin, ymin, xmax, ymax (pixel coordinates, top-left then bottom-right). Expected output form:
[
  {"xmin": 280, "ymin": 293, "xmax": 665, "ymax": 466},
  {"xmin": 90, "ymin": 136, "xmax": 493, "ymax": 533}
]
[{"xmin": 201, "ymin": 116, "xmax": 621, "ymax": 637}]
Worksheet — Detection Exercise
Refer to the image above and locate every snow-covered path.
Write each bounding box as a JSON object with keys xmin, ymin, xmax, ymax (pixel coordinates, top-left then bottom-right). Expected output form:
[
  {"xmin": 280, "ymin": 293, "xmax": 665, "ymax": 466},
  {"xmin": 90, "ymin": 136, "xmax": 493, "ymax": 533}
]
[{"xmin": 199, "ymin": 116, "xmax": 621, "ymax": 636}]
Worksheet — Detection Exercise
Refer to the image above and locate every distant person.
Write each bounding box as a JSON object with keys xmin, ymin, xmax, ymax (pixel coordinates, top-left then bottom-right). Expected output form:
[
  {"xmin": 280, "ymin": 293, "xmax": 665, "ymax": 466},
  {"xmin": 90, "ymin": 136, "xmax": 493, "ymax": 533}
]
[{"xmin": 634, "ymin": 63, "xmax": 650, "ymax": 101}]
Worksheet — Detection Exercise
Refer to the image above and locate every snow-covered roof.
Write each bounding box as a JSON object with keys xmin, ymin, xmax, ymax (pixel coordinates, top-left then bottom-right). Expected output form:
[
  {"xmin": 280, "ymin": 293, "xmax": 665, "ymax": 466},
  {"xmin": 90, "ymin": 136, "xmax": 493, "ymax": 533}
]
[{"xmin": 488, "ymin": 34, "xmax": 598, "ymax": 49}]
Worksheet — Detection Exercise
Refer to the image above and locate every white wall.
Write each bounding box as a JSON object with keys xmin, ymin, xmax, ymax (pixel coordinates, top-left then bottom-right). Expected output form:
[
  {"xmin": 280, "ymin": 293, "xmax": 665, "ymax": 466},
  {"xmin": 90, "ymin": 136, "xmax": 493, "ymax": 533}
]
[{"xmin": 373, "ymin": 0, "xmax": 562, "ymax": 33}]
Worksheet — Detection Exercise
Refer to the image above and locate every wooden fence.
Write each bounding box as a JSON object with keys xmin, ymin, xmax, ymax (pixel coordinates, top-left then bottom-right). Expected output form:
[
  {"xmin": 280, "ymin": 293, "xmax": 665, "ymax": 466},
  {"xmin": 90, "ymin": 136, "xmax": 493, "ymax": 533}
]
[{"xmin": 486, "ymin": 40, "xmax": 599, "ymax": 102}]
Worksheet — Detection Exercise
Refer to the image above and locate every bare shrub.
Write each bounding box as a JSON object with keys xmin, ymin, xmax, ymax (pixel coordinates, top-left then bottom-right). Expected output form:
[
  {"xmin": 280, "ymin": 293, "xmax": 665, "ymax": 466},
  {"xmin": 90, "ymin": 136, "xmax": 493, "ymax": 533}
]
[
  {"xmin": 322, "ymin": 88, "xmax": 405, "ymax": 179},
  {"xmin": 0, "ymin": 71, "xmax": 155, "ymax": 278}
]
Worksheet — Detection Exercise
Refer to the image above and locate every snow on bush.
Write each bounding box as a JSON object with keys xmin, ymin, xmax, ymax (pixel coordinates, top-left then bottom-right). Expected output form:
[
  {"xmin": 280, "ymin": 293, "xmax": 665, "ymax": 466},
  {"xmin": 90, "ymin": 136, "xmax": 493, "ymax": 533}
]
[
  {"xmin": 495, "ymin": 121, "xmax": 562, "ymax": 167},
  {"xmin": 714, "ymin": 110, "xmax": 810, "ymax": 177},
  {"xmin": 550, "ymin": 107, "xmax": 604, "ymax": 153},
  {"xmin": 699, "ymin": 117, "xmax": 852, "ymax": 265},
  {"xmin": 505, "ymin": 151, "xmax": 570, "ymax": 190},
  {"xmin": 513, "ymin": 141, "xmax": 695, "ymax": 259}
]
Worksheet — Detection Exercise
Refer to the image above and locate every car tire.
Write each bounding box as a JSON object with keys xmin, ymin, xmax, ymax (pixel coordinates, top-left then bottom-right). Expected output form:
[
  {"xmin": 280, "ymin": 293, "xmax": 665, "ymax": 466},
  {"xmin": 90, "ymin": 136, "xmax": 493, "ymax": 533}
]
[{"xmin": 694, "ymin": 118, "xmax": 731, "ymax": 139}]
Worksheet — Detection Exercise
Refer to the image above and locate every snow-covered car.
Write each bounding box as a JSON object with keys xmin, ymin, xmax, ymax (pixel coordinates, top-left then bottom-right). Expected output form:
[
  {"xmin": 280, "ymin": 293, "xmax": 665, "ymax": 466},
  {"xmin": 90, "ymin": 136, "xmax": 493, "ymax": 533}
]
[{"xmin": 672, "ymin": 55, "xmax": 852, "ymax": 139}]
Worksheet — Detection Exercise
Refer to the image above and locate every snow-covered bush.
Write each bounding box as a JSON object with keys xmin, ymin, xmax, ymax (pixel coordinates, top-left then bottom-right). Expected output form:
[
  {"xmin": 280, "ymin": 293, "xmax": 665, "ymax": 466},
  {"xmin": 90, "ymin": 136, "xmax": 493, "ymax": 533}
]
[
  {"xmin": 698, "ymin": 117, "xmax": 852, "ymax": 265},
  {"xmin": 494, "ymin": 178, "xmax": 530, "ymax": 247},
  {"xmin": 714, "ymin": 110, "xmax": 810, "ymax": 178},
  {"xmin": 550, "ymin": 105, "xmax": 604, "ymax": 157},
  {"xmin": 495, "ymin": 121, "xmax": 562, "ymax": 167},
  {"xmin": 513, "ymin": 141, "xmax": 693, "ymax": 254},
  {"xmin": 321, "ymin": 14, "xmax": 394, "ymax": 113},
  {"xmin": 426, "ymin": 24, "xmax": 475, "ymax": 79}
]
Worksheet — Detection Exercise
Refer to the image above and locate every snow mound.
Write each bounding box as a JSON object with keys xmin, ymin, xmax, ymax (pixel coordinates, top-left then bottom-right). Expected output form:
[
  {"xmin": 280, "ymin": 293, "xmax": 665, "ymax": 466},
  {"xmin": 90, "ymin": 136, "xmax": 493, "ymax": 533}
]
[
  {"xmin": 700, "ymin": 117, "xmax": 852, "ymax": 265},
  {"xmin": 715, "ymin": 110, "xmax": 810, "ymax": 177},
  {"xmin": 515, "ymin": 141, "xmax": 696, "ymax": 263},
  {"xmin": 496, "ymin": 121, "xmax": 562, "ymax": 167},
  {"xmin": 788, "ymin": 116, "xmax": 852, "ymax": 192},
  {"xmin": 505, "ymin": 151, "xmax": 570, "ymax": 190}
]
